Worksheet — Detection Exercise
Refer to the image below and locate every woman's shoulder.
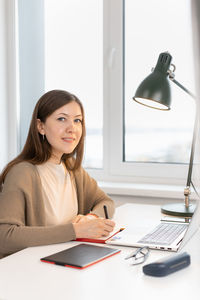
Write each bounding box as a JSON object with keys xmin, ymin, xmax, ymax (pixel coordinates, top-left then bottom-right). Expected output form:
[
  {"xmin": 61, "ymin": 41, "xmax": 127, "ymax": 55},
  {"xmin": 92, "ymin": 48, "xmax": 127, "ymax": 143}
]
[
  {"xmin": 73, "ymin": 166, "xmax": 86, "ymax": 177},
  {"xmin": 2, "ymin": 162, "xmax": 40, "ymax": 191},
  {"xmin": 6, "ymin": 162, "xmax": 38, "ymax": 180},
  {"xmin": 73, "ymin": 166, "xmax": 96, "ymax": 184},
  {"xmin": 10, "ymin": 161, "xmax": 37, "ymax": 172}
]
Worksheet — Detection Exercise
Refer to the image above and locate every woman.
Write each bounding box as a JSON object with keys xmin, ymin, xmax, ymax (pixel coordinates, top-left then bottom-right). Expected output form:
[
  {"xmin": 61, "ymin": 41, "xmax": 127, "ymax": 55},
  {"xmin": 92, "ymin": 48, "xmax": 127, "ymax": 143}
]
[{"xmin": 0, "ymin": 90, "xmax": 115, "ymax": 258}]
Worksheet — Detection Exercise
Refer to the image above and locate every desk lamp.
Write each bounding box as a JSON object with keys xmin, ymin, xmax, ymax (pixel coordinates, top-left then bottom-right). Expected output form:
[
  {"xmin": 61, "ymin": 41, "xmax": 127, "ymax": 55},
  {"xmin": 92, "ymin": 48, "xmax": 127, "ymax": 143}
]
[{"xmin": 133, "ymin": 51, "xmax": 197, "ymax": 217}]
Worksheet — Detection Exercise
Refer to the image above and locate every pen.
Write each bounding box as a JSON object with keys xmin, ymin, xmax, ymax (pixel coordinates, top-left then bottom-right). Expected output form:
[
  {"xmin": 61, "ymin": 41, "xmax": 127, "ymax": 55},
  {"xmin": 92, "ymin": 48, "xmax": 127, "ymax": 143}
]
[{"xmin": 103, "ymin": 205, "xmax": 109, "ymax": 219}]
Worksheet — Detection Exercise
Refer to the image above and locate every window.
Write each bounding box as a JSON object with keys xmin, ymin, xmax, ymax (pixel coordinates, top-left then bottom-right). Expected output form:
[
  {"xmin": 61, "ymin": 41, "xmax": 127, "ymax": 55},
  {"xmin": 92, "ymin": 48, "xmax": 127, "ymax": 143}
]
[
  {"xmin": 17, "ymin": 0, "xmax": 197, "ymax": 189},
  {"xmin": 104, "ymin": 0, "xmax": 196, "ymax": 186},
  {"xmin": 124, "ymin": 0, "xmax": 195, "ymax": 165},
  {"xmin": 44, "ymin": 0, "xmax": 103, "ymax": 169}
]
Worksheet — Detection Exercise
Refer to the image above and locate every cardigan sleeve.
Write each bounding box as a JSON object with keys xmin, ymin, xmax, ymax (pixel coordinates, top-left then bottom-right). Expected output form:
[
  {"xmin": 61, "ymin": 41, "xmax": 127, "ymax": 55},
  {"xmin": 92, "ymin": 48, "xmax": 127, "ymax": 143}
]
[
  {"xmin": 0, "ymin": 163, "xmax": 76, "ymax": 257},
  {"xmin": 74, "ymin": 167, "xmax": 115, "ymax": 218}
]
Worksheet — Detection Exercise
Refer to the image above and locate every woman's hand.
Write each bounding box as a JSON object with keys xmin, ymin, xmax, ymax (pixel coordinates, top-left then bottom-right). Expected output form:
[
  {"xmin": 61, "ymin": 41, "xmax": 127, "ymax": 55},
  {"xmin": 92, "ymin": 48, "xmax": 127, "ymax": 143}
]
[
  {"xmin": 72, "ymin": 218, "xmax": 115, "ymax": 239},
  {"xmin": 72, "ymin": 214, "xmax": 98, "ymax": 223},
  {"xmin": 72, "ymin": 214, "xmax": 86, "ymax": 223}
]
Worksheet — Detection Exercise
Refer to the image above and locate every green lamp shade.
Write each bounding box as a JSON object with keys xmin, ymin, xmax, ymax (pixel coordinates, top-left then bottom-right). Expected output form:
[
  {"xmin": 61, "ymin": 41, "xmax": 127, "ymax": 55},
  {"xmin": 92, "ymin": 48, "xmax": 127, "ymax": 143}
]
[{"xmin": 133, "ymin": 52, "xmax": 172, "ymax": 110}]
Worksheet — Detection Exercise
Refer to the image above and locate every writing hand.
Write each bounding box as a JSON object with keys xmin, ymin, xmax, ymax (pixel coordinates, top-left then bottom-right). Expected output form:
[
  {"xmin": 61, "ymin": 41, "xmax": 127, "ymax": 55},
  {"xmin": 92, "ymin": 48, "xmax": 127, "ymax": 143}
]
[
  {"xmin": 72, "ymin": 214, "xmax": 98, "ymax": 223},
  {"xmin": 73, "ymin": 218, "xmax": 115, "ymax": 239}
]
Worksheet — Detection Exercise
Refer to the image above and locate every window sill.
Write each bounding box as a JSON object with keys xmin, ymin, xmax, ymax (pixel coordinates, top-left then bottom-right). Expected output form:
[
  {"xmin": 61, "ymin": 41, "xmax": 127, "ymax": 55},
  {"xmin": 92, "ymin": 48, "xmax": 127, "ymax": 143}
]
[{"xmin": 98, "ymin": 181, "xmax": 193, "ymax": 200}]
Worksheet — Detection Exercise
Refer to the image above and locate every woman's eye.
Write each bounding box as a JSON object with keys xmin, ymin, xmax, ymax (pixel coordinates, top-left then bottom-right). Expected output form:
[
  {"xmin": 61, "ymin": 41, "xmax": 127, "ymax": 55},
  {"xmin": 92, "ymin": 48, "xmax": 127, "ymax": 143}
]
[
  {"xmin": 57, "ymin": 117, "xmax": 65, "ymax": 121},
  {"xmin": 74, "ymin": 118, "xmax": 82, "ymax": 123}
]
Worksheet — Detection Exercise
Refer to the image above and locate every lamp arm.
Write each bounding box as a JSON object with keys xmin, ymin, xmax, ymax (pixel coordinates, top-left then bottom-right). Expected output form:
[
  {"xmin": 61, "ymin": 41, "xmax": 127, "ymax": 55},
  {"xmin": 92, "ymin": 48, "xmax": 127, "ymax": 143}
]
[
  {"xmin": 169, "ymin": 77, "xmax": 196, "ymax": 99},
  {"xmin": 170, "ymin": 76, "xmax": 198, "ymax": 206}
]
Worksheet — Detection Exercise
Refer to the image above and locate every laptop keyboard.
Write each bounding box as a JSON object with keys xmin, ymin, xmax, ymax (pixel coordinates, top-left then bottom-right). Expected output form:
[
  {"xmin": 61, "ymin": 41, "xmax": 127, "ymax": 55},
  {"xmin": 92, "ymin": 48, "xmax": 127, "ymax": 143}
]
[{"xmin": 138, "ymin": 223, "xmax": 188, "ymax": 245}]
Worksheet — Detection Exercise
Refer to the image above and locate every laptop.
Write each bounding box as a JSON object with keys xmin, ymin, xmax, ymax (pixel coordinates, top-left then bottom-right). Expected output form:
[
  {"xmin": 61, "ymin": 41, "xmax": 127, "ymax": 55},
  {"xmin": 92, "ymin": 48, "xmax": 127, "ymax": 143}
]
[{"xmin": 106, "ymin": 201, "xmax": 200, "ymax": 252}]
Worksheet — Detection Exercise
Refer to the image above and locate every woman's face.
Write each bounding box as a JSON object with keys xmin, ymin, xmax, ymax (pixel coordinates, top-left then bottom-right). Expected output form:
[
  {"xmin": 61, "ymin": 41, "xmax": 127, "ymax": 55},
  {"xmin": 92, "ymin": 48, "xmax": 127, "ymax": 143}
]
[{"xmin": 37, "ymin": 101, "xmax": 83, "ymax": 163}]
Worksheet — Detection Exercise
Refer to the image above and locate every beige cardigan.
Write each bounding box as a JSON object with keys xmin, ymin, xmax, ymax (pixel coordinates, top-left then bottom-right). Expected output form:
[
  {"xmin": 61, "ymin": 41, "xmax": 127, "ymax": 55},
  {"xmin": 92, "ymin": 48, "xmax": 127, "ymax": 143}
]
[{"xmin": 0, "ymin": 162, "xmax": 115, "ymax": 258}]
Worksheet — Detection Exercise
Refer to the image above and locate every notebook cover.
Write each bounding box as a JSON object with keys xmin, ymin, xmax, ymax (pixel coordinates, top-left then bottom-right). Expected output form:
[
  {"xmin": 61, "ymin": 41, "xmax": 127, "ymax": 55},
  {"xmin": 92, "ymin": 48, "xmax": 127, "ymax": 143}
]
[
  {"xmin": 75, "ymin": 228, "xmax": 125, "ymax": 244},
  {"xmin": 41, "ymin": 243, "xmax": 121, "ymax": 269}
]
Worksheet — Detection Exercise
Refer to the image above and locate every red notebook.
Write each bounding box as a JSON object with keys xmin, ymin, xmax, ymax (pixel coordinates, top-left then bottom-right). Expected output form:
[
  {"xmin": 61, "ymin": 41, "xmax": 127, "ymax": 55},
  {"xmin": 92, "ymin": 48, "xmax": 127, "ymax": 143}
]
[
  {"xmin": 41, "ymin": 243, "xmax": 121, "ymax": 269},
  {"xmin": 75, "ymin": 227, "xmax": 125, "ymax": 244}
]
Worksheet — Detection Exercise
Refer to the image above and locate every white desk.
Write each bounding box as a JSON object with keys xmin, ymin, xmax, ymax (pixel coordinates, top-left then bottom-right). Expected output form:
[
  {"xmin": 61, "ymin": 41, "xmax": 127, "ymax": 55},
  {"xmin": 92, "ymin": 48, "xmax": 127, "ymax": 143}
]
[{"xmin": 0, "ymin": 203, "xmax": 200, "ymax": 300}]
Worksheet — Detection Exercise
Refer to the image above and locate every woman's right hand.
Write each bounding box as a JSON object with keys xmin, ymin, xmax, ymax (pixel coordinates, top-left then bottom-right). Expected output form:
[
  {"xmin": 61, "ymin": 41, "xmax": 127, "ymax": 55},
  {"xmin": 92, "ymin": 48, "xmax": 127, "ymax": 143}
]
[{"xmin": 72, "ymin": 218, "xmax": 115, "ymax": 239}]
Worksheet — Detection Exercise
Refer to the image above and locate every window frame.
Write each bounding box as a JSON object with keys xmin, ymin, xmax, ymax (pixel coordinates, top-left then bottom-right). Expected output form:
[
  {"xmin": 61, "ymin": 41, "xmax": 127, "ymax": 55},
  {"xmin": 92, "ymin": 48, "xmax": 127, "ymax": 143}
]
[
  {"xmin": 87, "ymin": 0, "xmax": 193, "ymax": 187},
  {"xmin": 15, "ymin": 0, "xmax": 195, "ymax": 190}
]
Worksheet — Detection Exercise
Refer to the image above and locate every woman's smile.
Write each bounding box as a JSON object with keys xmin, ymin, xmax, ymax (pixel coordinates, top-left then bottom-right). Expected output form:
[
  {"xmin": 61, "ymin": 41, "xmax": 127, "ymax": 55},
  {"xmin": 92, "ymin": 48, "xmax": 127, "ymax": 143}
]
[{"xmin": 62, "ymin": 137, "xmax": 75, "ymax": 143}]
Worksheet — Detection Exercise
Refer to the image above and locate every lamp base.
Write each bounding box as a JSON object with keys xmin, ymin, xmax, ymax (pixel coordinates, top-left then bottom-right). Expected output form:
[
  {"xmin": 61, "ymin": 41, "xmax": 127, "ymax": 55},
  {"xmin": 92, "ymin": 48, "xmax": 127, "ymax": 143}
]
[{"xmin": 161, "ymin": 203, "xmax": 196, "ymax": 217}]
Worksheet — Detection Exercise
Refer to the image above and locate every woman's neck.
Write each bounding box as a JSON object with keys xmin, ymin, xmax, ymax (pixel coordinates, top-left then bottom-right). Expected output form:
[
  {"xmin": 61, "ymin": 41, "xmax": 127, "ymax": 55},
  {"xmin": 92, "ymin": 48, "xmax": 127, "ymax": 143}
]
[{"xmin": 48, "ymin": 155, "xmax": 62, "ymax": 165}]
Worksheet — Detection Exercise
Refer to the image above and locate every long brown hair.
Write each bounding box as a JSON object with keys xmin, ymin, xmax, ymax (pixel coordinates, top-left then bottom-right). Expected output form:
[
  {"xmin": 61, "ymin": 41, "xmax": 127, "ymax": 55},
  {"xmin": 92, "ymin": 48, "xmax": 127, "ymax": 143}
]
[{"xmin": 0, "ymin": 90, "xmax": 86, "ymax": 190}]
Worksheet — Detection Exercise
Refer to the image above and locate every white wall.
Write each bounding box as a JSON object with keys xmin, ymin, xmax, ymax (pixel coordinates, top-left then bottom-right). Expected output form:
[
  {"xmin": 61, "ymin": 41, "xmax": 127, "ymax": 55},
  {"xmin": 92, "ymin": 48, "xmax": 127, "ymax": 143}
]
[
  {"xmin": 192, "ymin": 0, "xmax": 200, "ymax": 100},
  {"xmin": 0, "ymin": 0, "xmax": 19, "ymax": 171},
  {"xmin": 0, "ymin": 0, "xmax": 9, "ymax": 171},
  {"xmin": 18, "ymin": 0, "xmax": 45, "ymax": 149}
]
